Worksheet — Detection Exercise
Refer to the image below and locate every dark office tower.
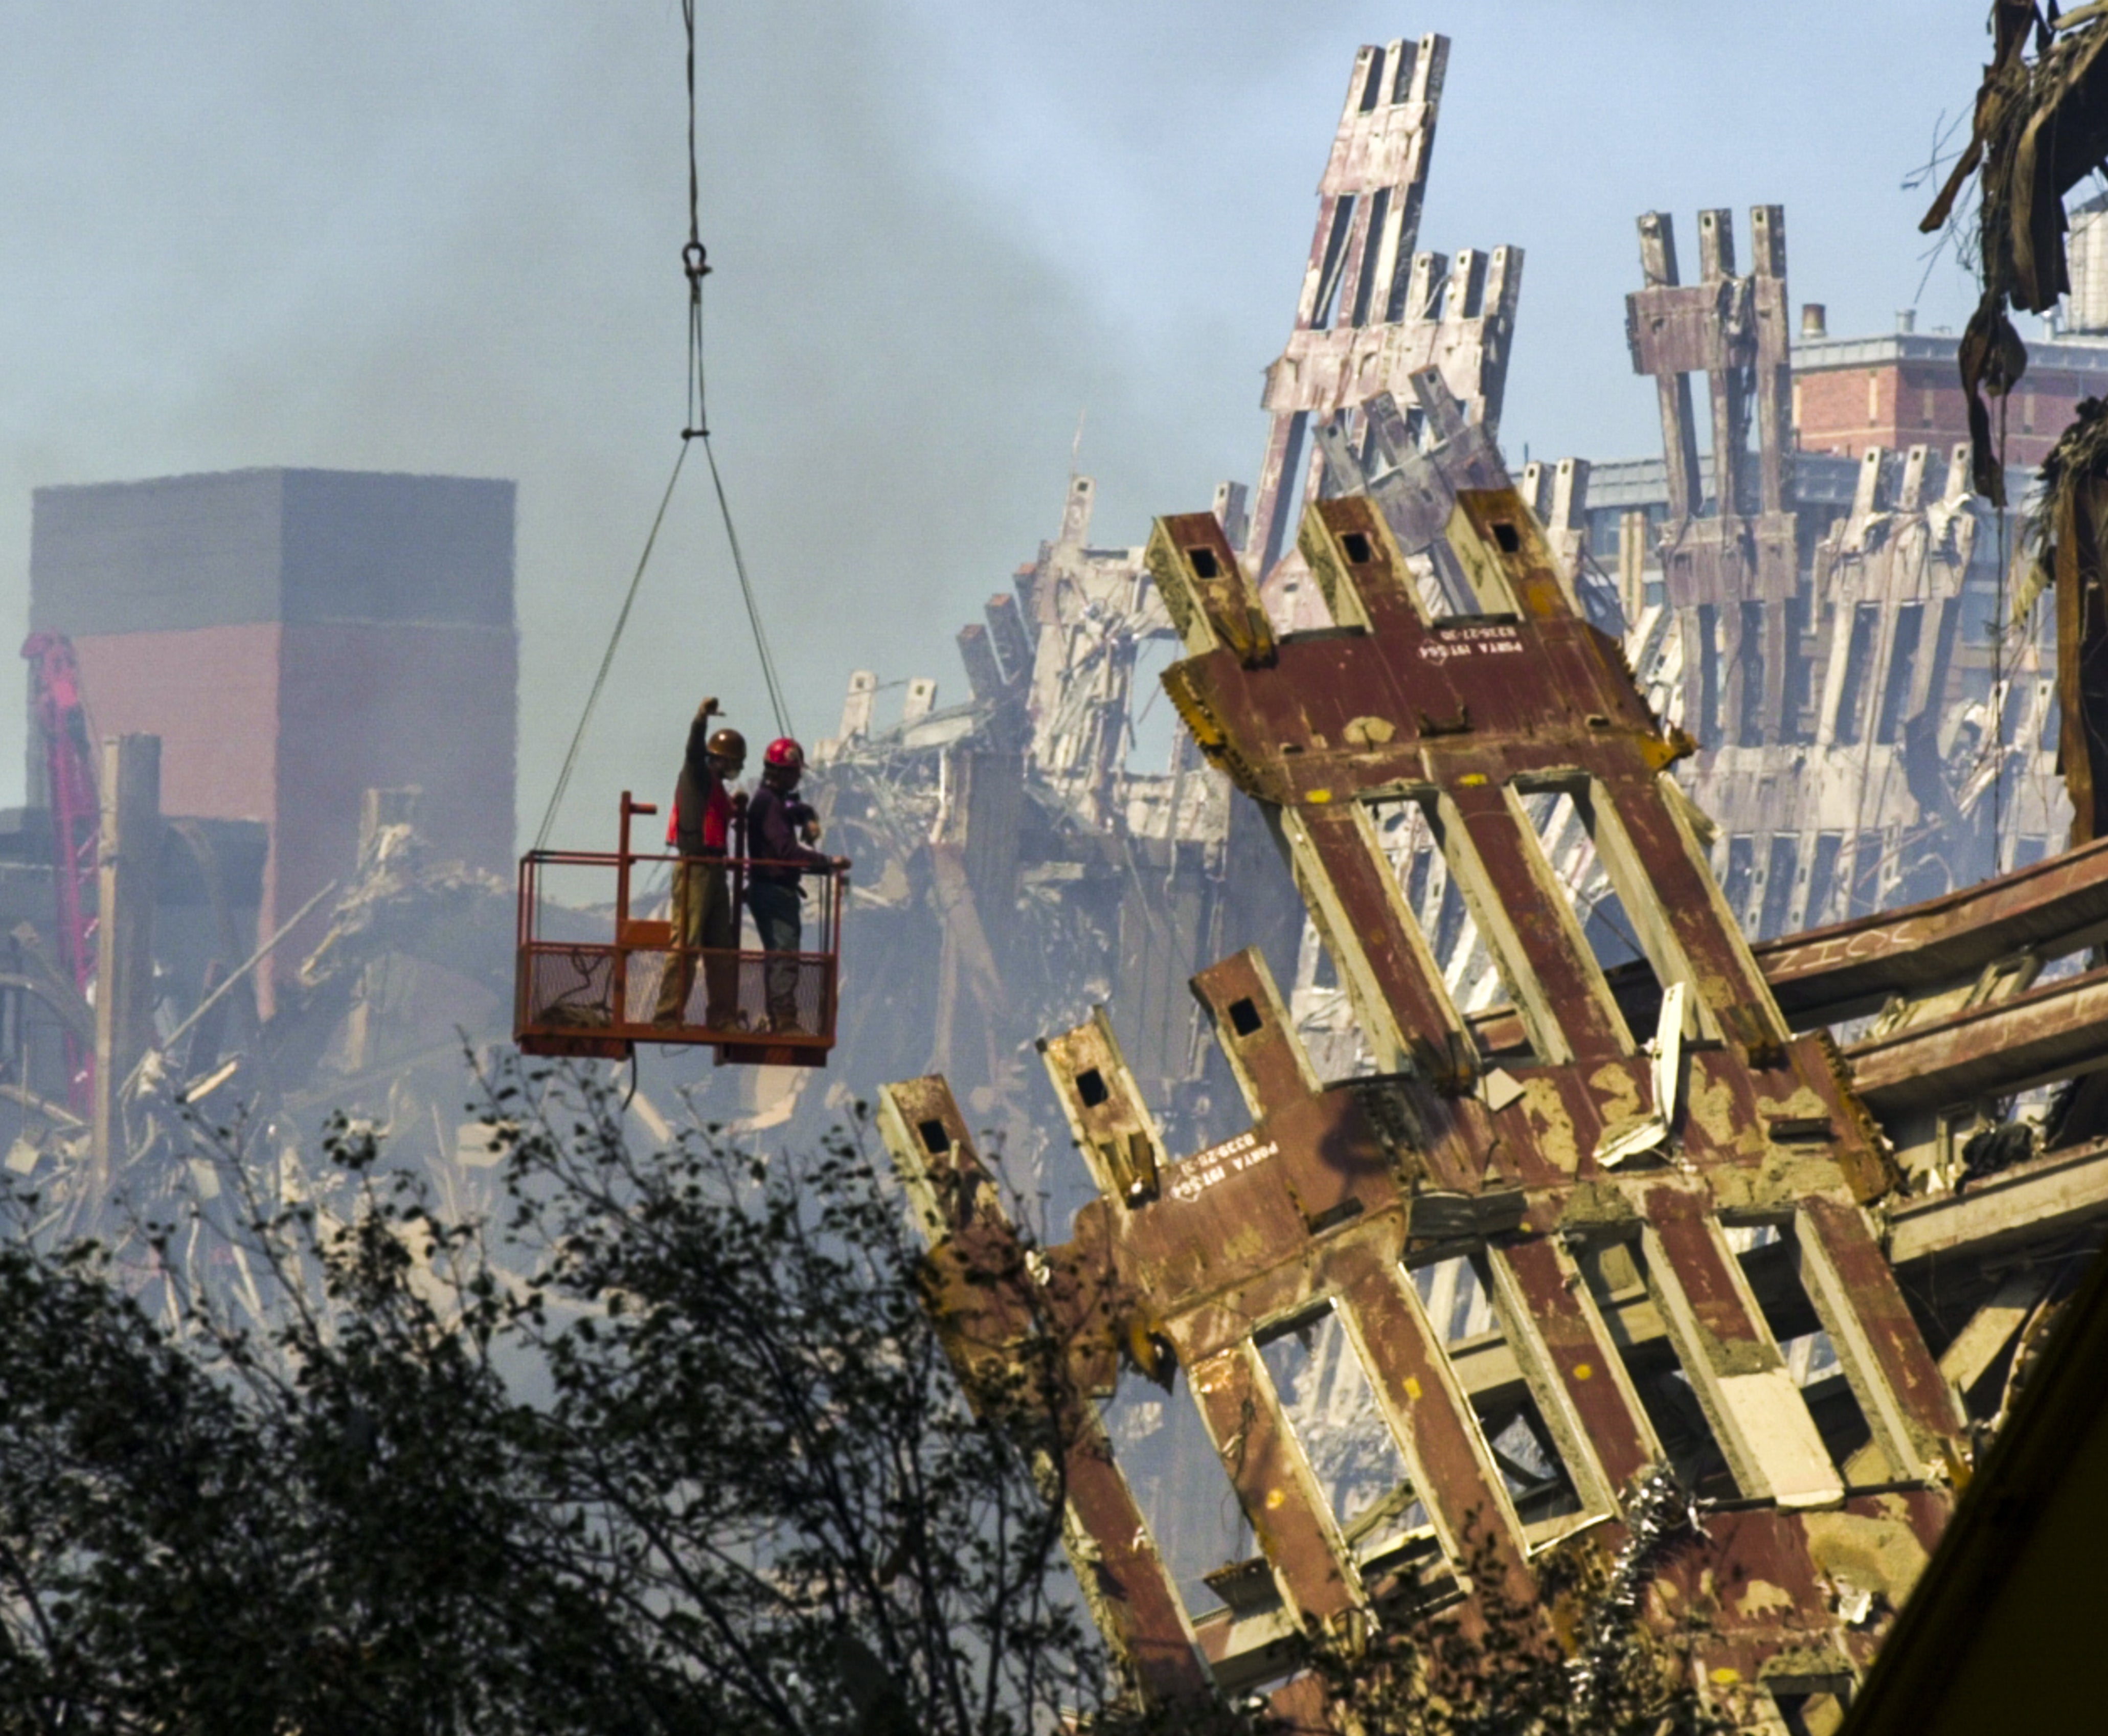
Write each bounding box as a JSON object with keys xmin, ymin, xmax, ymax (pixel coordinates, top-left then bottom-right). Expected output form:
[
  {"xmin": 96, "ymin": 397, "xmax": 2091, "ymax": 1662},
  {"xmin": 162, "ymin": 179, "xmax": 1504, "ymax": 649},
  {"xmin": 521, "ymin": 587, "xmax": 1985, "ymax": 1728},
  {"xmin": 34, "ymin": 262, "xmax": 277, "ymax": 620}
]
[{"xmin": 29, "ymin": 468, "xmax": 517, "ymax": 1008}]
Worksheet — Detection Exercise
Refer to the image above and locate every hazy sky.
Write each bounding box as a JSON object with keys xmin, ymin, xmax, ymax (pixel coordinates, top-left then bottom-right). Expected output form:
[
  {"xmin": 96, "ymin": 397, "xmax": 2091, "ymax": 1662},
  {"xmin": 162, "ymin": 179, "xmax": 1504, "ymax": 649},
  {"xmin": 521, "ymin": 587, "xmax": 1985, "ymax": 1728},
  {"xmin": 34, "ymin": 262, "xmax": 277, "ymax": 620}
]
[{"xmin": 0, "ymin": 3, "xmax": 1996, "ymax": 845}]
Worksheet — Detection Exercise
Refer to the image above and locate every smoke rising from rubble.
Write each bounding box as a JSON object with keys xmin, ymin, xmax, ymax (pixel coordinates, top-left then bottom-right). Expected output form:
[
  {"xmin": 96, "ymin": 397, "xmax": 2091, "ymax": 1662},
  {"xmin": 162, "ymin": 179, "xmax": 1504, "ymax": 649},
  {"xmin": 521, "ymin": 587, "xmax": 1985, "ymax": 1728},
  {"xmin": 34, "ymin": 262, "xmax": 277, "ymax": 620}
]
[{"xmin": 0, "ymin": 1, "xmax": 1988, "ymax": 844}]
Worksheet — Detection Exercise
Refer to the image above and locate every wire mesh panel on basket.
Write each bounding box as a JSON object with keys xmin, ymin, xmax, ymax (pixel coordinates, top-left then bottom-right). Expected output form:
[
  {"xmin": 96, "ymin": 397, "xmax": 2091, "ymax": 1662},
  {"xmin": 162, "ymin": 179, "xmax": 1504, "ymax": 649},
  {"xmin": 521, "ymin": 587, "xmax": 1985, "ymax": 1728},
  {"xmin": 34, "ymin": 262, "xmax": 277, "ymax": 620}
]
[
  {"xmin": 735, "ymin": 949, "xmax": 831, "ymax": 1035},
  {"xmin": 528, "ymin": 948, "xmax": 617, "ymax": 1030}
]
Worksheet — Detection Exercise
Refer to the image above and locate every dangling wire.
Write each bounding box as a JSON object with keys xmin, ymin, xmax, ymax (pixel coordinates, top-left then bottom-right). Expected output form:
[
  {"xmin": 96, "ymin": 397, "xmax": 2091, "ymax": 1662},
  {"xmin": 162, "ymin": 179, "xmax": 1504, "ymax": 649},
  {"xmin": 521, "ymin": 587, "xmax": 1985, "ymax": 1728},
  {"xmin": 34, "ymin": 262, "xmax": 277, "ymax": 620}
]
[
  {"xmin": 530, "ymin": 1, "xmax": 792, "ymax": 853},
  {"xmin": 681, "ymin": 0, "xmax": 792, "ymax": 743}
]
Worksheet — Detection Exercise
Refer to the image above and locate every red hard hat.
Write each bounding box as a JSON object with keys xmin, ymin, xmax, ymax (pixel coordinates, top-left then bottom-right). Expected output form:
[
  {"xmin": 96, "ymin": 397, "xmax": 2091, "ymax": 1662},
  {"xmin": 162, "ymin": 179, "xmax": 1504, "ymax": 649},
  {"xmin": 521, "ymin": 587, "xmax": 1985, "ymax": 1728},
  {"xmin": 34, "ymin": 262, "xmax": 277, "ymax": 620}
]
[{"xmin": 763, "ymin": 737, "xmax": 805, "ymax": 771}]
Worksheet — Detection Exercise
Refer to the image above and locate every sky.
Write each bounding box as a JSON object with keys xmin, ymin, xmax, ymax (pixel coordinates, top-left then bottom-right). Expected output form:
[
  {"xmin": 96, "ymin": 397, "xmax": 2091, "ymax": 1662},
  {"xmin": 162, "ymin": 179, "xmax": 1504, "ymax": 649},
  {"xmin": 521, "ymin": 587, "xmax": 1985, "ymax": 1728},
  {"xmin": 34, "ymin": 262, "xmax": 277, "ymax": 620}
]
[{"xmin": 0, "ymin": 2, "xmax": 2001, "ymax": 847}]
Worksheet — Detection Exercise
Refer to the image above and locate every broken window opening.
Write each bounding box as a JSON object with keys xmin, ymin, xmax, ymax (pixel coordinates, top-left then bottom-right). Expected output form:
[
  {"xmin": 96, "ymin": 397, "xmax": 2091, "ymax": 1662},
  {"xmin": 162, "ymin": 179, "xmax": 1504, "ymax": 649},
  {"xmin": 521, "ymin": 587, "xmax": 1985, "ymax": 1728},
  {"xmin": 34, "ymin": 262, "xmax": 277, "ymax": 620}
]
[
  {"xmin": 1417, "ymin": 1254, "xmax": 1588, "ymax": 1540},
  {"xmin": 1757, "ymin": 833, "xmax": 1800, "ymax": 941},
  {"xmin": 1833, "ymin": 603, "xmax": 1880, "ymax": 746},
  {"xmin": 1734, "ymin": 1220, "xmax": 1878, "ymax": 1484},
  {"xmin": 1518, "ymin": 787, "xmax": 1667, "ymax": 1048},
  {"xmin": 1386, "ymin": 206, "xmax": 1438, "ymax": 325},
  {"xmin": 1260, "ymin": 412, "xmax": 1311, "ymax": 573},
  {"xmin": 1402, "ymin": 843, "xmax": 1434, "ymax": 919},
  {"xmin": 1535, "ymin": 778, "xmax": 1726, "ymax": 1045},
  {"xmin": 1075, "ymin": 1067, "xmax": 1108, "ymax": 1108},
  {"xmin": 1124, "ymin": 634, "xmax": 1184, "ymax": 774},
  {"xmin": 1785, "ymin": 583, "xmax": 1818, "ymax": 742},
  {"xmin": 1357, "ymin": 49, "xmax": 1386, "ymax": 110},
  {"xmin": 1390, "ymin": 41, "xmax": 1419, "ymax": 102},
  {"xmin": 1696, "ymin": 603, "xmax": 1722, "ymax": 745},
  {"xmin": 1722, "ymin": 836, "xmax": 1755, "ymax": 922},
  {"xmin": 1366, "ymin": 797, "xmax": 1551, "ymax": 1058},
  {"xmin": 1873, "ymin": 603, "xmax": 1923, "ymax": 745},
  {"xmin": 1407, "ymin": 546, "xmax": 1484, "ymax": 621},
  {"xmin": 1369, "ymin": 800, "xmax": 1522, "ymax": 1055},
  {"xmin": 1414, "ymin": 1253, "xmax": 1497, "ymax": 1345},
  {"xmin": 1807, "ymin": 833, "xmax": 1845, "ymax": 929},
  {"xmin": 1349, "ymin": 187, "xmax": 1390, "ymax": 329},
  {"xmin": 1389, "ymin": 41, "xmax": 1420, "ymax": 104},
  {"xmin": 1433, "ymin": 876, "xmax": 1474, "ymax": 977},
  {"xmin": 1309, "ymin": 938, "xmax": 1340, "ymax": 992},
  {"xmin": 1478, "ymin": 1396, "xmax": 1585, "ymax": 1537},
  {"xmin": 1848, "ymin": 831, "xmax": 1885, "ymax": 919},
  {"xmin": 1311, "ymin": 196, "xmax": 1359, "ymax": 331},
  {"xmin": 1256, "ymin": 1304, "xmax": 1429, "ymax": 1571},
  {"xmin": 1354, "ymin": 411, "xmax": 1385, "ymax": 478},
  {"xmin": 1736, "ymin": 600, "xmax": 1767, "ymax": 746},
  {"xmin": 1579, "ymin": 1238, "xmax": 1737, "ymax": 1500},
  {"xmin": 1100, "ymin": 1366, "xmax": 1254, "ymax": 1618}
]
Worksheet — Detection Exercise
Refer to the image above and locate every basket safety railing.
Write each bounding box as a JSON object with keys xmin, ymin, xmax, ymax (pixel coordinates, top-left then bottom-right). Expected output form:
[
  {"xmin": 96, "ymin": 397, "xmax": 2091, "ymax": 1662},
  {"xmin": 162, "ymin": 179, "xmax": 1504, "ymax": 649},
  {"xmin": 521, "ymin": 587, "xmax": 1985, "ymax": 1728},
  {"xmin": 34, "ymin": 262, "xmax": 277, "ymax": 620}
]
[{"xmin": 515, "ymin": 791, "xmax": 844, "ymax": 1067}]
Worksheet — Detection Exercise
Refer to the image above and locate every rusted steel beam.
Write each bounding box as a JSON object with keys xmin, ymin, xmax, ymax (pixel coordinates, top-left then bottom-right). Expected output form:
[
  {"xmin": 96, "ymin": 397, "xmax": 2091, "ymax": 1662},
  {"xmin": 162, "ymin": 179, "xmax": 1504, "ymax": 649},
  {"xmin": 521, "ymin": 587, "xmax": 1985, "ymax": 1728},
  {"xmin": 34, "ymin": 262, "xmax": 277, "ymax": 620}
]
[
  {"xmin": 1847, "ymin": 962, "xmax": 2108, "ymax": 1111},
  {"xmin": 888, "ymin": 470, "xmax": 1981, "ymax": 1719},
  {"xmin": 1187, "ymin": 1341, "xmax": 1362, "ymax": 1622},
  {"xmin": 1331, "ymin": 1243, "xmax": 1531, "ymax": 1590},
  {"xmin": 1146, "ymin": 512, "xmax": 1276, "ymax": 668},
  {"xmin": 1190, "ymin": 950, "xmax": 1322, "ymax": 1117},
  {"xmin": 1886, "ymin": 1137, "xmax": 2108, "ymax": 1267},
  {"xmin": 1444, "ymin": 780, "xmax": 1633, "ymax": 1064},
  {"xmin": 1038, "ymin": 1008, "xmax": 1172, "ymax": 1207},
  {"xmin": 1640, "ymin": 1188, "xmax": 1843, "ymax": 1508},
  {"xmin": 1791, "ymin": 1199, "xmax": 1965, "ymax": 1478},
  {"xmin": 1488, "ymin": 1236, "xmax": 1662, "ymax": 1502},
  {"xmin": 876, "ymin": 1078, "xmax": 1212, "ymax": 1703},
  {"xmin": 1756, "ymin": 833, "xmax": 2108, "ymax": 1024}
]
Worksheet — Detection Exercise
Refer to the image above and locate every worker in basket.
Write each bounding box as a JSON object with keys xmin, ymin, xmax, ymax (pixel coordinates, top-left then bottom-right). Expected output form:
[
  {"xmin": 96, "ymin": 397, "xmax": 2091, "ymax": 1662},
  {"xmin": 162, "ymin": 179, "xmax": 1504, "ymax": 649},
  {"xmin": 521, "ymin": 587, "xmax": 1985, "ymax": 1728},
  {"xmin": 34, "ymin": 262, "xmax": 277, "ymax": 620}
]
[
  {"xmin": 744, "ymin": 737, "xmax": 848, "ymax": 1034},
  {"xmin": 653, "ymin": 699, "xmax": 747, "ymax": 1027}
]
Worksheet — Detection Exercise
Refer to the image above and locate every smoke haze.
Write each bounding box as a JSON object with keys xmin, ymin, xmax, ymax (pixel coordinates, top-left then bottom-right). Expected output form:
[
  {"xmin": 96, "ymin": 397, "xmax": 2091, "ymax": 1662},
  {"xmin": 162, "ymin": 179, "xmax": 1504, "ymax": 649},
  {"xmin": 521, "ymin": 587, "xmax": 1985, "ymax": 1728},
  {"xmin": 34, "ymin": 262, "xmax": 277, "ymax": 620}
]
[{"xmin": 0, "ymin": 1, "xmax": 1990, "ymax": 844}]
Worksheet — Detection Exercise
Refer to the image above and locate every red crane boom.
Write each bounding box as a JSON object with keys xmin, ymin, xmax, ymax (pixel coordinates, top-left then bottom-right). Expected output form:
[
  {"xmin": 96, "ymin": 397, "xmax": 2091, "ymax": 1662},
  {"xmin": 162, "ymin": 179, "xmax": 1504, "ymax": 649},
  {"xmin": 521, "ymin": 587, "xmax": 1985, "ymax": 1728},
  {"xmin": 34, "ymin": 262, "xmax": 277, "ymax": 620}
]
[{"xmin": 21, "ymin": 632, "xmax": 99, "ymax": 1109}]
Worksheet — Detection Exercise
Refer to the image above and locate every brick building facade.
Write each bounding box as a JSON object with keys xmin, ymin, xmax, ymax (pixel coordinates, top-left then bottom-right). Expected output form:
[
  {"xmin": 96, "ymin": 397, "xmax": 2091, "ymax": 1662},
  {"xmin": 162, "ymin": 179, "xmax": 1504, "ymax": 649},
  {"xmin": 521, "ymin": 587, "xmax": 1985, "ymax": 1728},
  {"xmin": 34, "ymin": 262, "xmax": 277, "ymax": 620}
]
[
  {"xmin": 28, "ymin": 468, "xmax": 517, "ymax": 1008},
  {"xmin": 1790, "ymin": 318, "xmax": 2108, "ymax": 467}
]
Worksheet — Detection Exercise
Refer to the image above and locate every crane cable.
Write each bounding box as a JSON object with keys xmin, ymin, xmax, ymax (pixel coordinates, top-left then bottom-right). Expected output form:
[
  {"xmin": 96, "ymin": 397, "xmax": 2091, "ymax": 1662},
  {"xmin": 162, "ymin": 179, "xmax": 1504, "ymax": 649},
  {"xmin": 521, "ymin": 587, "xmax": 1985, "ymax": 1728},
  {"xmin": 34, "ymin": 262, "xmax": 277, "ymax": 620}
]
[
  {"xmin": 681, "ymin": 0, "xmax": 790, "ymax": 745},
  {"xmin": 533, "ymin": 1, "xmax": 790, "ymax": 853}
]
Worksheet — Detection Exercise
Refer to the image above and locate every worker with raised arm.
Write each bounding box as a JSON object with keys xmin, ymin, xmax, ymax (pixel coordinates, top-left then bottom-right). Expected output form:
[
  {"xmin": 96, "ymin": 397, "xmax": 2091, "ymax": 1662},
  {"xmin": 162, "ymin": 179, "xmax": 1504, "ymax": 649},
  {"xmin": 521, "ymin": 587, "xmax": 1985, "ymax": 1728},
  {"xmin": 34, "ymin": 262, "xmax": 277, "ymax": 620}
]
[
  {"xmin": 653, "ymin": 698, "xmax": 748, "ymax": 1026},
  {"xmin": 744, "ymin": 738, "xmax": 848, "ymax": 1033}
]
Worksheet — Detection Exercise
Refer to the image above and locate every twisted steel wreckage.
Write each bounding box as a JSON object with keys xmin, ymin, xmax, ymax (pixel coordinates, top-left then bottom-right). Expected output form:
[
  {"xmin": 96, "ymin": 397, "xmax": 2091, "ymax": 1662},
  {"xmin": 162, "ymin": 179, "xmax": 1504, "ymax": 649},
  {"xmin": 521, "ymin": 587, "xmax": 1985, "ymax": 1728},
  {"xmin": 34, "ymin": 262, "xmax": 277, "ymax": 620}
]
[
  {"xmin": 11, "ymin": 21, "xmax": 2106, "ymax": 1729},
  {"xmin": 834, "ymin": 31, "xmax": 2108, "ymax": 1732}
]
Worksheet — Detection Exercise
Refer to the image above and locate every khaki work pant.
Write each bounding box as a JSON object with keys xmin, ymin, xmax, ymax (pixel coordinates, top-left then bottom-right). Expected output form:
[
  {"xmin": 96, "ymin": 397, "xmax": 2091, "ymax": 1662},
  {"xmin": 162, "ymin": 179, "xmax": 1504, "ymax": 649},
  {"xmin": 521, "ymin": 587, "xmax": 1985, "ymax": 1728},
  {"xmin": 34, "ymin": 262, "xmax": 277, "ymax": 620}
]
[{"xmin": 652, "ymin": 857, "xmax": 736, "ymax": 1025}]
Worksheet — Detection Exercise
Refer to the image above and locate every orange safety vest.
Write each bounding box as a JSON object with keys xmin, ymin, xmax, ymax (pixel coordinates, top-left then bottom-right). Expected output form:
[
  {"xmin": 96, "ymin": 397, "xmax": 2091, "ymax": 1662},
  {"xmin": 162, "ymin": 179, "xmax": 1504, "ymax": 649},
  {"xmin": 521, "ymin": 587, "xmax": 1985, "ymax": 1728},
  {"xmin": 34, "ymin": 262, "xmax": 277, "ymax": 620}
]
[{"xmin": 667, "ymin": 781, "xmax": 733, "ymax": 853}]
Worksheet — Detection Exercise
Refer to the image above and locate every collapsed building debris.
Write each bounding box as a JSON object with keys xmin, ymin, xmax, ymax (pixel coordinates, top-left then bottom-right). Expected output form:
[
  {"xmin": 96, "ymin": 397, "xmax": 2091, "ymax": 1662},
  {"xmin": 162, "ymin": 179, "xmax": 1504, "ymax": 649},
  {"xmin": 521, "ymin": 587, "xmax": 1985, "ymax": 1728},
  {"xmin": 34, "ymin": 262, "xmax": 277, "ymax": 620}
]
[
  {"xmin": 0, "ymin": 465, "xmax": 523, "ymax": 1278},
  {"xmin": 1918, "ymin": 0, "xmax": 2108, "ymax": 501},
  {"xmin": 1248, "ymin": 35, "xmax": 1522, "ymax": 629},
  {"xmin": 804, "ymin": 468, "xmax": 1301, "ymax": 1163},
  {"xmin": 1622, "ymin": 208, "xmax": 2065, "ymax": 933},
  {"xmin": 881, "ymin": 482, "xmax": 2108, "ymax": 1728},
  {"xmin": 843, "ymin": 33, "xmax": 2108, "ymax": 1730},
  {"xmin": 5, "ymin": 21, "xmax": 2108, "ymax": 1728}
]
